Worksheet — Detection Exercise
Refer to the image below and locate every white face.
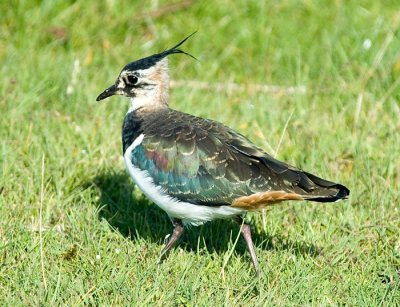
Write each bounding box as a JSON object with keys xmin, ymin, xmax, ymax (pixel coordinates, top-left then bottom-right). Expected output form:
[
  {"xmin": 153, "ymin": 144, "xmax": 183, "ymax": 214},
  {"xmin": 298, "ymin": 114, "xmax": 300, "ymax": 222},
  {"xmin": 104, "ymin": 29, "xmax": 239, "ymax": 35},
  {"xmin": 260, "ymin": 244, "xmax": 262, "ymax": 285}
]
[
  {"xmin": 96, "ymin": 58, "xmax": 170, "ymax": 108},
  {"xmin": 117, "ymin": 69, "xmax": 154, "ymax": 95},
  {"xmin": 116, "ymin": 59, "xmax": 170, "ymax": 110}
]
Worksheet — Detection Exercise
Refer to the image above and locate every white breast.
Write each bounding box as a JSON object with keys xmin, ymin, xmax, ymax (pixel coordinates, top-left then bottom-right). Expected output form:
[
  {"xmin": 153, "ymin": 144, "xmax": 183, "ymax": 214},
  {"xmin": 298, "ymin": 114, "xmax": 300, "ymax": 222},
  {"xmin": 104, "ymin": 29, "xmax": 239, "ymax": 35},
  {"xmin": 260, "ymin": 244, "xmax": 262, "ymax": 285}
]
[{"xmin": 123, "ymin": 133, "xmax": 245, "ymax": 226}]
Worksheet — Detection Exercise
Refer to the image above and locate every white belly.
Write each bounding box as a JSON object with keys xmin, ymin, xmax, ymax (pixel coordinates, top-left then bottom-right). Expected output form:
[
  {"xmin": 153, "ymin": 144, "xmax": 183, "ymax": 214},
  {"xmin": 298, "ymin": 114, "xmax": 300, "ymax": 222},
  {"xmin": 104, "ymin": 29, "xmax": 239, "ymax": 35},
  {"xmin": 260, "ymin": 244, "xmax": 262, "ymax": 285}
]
[{"xmin": 123, "ymin": 133, "xmax": 245, "ymax": 226}]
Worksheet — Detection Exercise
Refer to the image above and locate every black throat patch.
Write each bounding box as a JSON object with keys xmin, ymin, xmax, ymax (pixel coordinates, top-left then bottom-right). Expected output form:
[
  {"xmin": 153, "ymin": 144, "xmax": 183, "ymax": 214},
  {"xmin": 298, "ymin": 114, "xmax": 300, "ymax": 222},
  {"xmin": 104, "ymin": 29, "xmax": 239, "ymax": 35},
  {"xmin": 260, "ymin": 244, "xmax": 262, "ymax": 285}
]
[{"xmin": 122, "ymin": 110, "xmax": 144, "ymax": 154}]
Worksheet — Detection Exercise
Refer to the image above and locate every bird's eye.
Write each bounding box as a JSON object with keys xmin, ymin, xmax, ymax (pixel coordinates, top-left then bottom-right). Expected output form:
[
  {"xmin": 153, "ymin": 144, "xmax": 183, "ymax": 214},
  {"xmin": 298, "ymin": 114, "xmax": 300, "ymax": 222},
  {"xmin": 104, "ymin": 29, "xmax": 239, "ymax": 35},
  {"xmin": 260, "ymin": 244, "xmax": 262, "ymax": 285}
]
[{"xmin": 126, "ymin": 75, "xmax": 138, "ymax": 85}]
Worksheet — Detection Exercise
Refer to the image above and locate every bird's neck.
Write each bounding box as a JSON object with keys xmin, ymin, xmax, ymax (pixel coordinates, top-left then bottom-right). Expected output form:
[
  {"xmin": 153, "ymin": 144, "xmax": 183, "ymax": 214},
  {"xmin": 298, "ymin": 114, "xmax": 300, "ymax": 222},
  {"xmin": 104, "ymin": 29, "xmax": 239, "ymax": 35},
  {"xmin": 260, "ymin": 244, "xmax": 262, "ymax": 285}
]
[{"xmin": 128, "ymin": 84, "xmax": 169, "ymax": 113}]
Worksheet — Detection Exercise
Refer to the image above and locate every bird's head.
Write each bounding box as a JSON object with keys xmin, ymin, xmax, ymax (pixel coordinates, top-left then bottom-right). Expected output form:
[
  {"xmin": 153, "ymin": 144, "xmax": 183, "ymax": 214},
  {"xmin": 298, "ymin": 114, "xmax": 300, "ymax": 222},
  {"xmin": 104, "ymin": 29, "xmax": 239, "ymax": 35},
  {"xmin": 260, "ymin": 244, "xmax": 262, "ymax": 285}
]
[{"xmin": 96, "ymin": 33, "xmax": 196, "ymax": 110}]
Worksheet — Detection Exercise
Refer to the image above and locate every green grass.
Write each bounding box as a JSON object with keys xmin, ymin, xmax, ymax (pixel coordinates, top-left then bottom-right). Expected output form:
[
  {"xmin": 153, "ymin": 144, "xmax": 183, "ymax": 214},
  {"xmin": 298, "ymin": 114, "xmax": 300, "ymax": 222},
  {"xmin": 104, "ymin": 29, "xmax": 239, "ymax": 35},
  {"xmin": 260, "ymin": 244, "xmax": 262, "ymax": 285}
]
[{"xmin": 1, "ymin": 0, "xmax": 399, "ymax": 305}]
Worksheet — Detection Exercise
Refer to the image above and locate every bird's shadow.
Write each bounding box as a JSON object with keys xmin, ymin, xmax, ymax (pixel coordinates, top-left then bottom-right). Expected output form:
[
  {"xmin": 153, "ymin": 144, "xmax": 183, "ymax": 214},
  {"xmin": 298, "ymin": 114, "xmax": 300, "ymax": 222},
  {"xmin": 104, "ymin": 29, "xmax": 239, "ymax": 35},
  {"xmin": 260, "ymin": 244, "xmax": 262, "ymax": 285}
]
[{"xmin": 89, "ymin": 170, "xmax": 322, "ymax": 258}]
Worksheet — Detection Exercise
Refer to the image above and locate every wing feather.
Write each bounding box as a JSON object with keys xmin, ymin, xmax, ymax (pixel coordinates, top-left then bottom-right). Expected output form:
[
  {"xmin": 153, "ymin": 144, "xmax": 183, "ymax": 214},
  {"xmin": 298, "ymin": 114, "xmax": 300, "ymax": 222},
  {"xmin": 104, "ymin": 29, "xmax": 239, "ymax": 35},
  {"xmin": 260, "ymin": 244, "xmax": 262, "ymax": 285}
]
[{"xmin": 129, "ymin": 109, "xmax": 348, "ymax": 206}]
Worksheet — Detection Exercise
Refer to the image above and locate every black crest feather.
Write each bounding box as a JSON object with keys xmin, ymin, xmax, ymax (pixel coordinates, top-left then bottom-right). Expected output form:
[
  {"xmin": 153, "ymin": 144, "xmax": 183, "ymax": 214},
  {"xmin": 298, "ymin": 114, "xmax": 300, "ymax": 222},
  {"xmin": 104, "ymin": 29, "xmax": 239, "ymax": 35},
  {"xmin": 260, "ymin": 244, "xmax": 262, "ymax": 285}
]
[
  {"xmin": 159, "ymin": 31, "xmax": 198, "ymax": 60},
  {"xmin": 123, "ymin": 32, "xmax": 197, "ymax": 72}
]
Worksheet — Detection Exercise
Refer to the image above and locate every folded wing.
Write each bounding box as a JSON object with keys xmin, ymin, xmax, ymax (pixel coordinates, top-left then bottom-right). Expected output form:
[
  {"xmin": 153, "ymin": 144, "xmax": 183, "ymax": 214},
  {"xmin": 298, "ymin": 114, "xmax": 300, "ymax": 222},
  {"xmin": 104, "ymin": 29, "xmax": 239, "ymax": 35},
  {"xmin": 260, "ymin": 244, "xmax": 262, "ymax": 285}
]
[{"xmin": 130, "ymin": 110, "xmax": 349, "ymax": 207}]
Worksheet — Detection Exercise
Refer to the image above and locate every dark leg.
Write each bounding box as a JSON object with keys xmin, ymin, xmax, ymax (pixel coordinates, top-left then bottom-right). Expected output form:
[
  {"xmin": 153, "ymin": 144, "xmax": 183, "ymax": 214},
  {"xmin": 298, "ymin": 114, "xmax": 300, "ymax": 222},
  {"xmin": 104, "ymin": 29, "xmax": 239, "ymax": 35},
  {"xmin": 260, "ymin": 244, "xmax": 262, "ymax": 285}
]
[
  {"xmin": 159, "ymin": 219, "xmax": 184, "ymax": 261},
  {"xmin": 235, "ymin": 216, "xmax": 260, "ymax": 275}
]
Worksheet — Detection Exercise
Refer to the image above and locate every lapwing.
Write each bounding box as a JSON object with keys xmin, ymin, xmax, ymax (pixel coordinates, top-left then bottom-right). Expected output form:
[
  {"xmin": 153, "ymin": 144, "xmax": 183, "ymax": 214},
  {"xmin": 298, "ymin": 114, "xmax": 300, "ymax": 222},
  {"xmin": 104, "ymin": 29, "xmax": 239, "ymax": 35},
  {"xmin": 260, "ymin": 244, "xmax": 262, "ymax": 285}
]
[{"xmin": 96, "ymin": 33, "xmax": 349, "ymax": 274}]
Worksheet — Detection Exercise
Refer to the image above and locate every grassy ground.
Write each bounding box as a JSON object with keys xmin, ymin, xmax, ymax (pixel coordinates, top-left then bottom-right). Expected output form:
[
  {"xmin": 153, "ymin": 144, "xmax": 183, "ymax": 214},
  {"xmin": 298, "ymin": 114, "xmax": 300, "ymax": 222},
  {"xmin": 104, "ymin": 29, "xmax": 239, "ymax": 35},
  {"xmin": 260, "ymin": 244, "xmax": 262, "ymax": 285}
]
[{"xmin": 1, "ymin": 0, "xmax": 399, "ymax": 305}]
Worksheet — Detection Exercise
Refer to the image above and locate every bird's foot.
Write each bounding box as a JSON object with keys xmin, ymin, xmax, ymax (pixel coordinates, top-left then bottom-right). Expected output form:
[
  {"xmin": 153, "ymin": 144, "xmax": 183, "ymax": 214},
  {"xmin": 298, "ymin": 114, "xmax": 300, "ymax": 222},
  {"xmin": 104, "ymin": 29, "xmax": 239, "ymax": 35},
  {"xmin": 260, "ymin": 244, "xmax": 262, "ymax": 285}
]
[
  {"xmin": 235, "ymin": 216, "xmax": 261, "ymax": 276},
  {"xmin": 158, "ymin": 219, "xmax": 184, "ymax": 263}
]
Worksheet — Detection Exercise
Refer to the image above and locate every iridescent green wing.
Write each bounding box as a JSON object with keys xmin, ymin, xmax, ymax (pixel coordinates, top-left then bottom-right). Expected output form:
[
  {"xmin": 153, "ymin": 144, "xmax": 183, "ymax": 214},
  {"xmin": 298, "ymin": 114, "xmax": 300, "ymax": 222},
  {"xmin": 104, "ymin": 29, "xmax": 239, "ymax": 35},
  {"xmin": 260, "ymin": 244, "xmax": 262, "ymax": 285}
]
[{"xmin": 130, "ymin": 109, "xmax": 344, "ymax": 206}]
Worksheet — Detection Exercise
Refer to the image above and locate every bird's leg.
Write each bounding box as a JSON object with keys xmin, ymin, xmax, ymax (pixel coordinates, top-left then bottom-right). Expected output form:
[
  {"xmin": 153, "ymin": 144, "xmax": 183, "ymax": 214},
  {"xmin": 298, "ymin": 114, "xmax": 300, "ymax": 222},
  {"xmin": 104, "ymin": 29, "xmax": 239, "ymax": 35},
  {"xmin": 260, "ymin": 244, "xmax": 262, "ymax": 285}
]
[
  {"xmin": 235, "ymin": 216, "xmax": 260, "ymax": 275},
  {"xmin": 159, "ymin": 218, "xmax": 184, "ymax": 261}
]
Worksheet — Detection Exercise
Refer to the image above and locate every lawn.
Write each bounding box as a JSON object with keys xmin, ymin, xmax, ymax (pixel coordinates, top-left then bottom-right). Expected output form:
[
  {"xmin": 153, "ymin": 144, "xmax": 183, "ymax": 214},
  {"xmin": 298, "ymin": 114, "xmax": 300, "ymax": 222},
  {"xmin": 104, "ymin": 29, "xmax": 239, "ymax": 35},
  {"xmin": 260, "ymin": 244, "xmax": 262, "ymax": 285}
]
[{"xmin": 1, "ymin": 0, "xmax": 399, "ymax": 305}]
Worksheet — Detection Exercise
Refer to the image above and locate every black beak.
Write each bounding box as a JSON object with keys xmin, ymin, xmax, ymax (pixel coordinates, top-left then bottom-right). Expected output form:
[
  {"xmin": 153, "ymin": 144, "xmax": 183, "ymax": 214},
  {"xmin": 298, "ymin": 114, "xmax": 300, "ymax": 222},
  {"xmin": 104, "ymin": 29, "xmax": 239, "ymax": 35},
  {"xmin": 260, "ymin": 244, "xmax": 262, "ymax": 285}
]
[{"xmin": 96, "ymin": 84, "xmax": 117, "ymax": 101}]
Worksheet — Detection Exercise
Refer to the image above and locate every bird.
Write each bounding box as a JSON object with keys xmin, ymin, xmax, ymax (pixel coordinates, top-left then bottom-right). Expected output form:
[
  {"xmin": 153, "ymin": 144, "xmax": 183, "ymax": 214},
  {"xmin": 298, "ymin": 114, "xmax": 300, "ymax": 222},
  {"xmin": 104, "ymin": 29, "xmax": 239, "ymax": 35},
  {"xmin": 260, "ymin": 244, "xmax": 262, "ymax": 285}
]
[{"xmin": 96, "ymin": 33, "xmax": 349, "ymax": 275}]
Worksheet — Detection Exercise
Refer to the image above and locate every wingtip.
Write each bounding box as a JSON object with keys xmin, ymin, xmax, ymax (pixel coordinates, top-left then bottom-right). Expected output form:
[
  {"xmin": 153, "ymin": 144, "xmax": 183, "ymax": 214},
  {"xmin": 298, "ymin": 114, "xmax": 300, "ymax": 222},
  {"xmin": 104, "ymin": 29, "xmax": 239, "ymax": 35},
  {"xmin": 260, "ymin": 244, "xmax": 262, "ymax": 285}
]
[
  {"xmin": 304, "ymin": 183, "xmax": 350, "ymax": 203},
  {"xmin": 334, "ymin": 183, "xmax": 350, "ymax": 201}
]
